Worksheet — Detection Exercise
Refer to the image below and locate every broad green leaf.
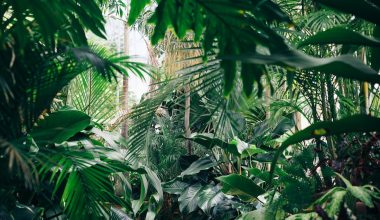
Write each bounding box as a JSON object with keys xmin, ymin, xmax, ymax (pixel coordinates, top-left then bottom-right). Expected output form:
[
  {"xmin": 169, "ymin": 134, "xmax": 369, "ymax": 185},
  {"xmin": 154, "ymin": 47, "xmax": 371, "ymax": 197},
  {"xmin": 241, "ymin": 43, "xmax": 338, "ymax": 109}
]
[
  {"xmin": 180, "ymin": 156, "xmax": 217, "ymax": 177},
  {"xmin": 132, "ymin": 175, "xmax": 149, "ymax": 215},
  {"xmin": 144, "ymin": 166, "xmax": 164, "ymax": 205},
  {"xmin": 221, "ymin": 60, "xmax": 237, "ymax": 96},
  {"xmin": 298, "ymin": 27, "xmax": 380, "ymax": 48},
  {"xmin": 241, "ymin": 145, "xmax": 267, "ymax": 159},
  {"xmin": 11, "ymin": 203, "xmax": 44, "ymax": 220},
  {"xmin": 269, "ymin": 115, "xmax": 380, "ymax": 184},
  {"xmin": 255, "ymin": 152, "xmax": 287, "ymax": 164},
  {"xmin": 348, "ymin": 186, "xmax": 375, "ymax": 208},
  {"xmin": 284, "ymin": 115, "xmax": 380, "ymax": 146},
  {"xmin": 128, "ymin": 0, "xmax": 151, "ymax": 25},
  {"xmin": 150, "ymin": 0, "xmax": 176, "ymax": 44},
  {"xmin": 313, "ymin": 187, "xmax": 346, "ymax": 205},
  {"xmin": 61, "ymin": 165, "xmax": 130, "ymax": 218},
  {"xmin": 110, "ymin": 207, "xmax": 132, "ymax": 219},
  {"xmin": 141, "ymin": 169, "xmax": 163, "ymax": 220},
  {"xmin": 162, "ymin": 180, "xmax": 190, "ymax": 195},
  {"xmin": 184, "ymin": 133, "xmax": 238, "ymax": 154},
  {"xmin": 217, "ymin": 174, "xmax": 265, "ymax": 201},
  {"xmin": 336, "ymin": 173, "xmax": 374, "ymax": 208},
  {"xmin": 178, "ymin": 183, "xmax": 204, "ymax": 214},
  {"xmin": 325, "ymin": 190, "xmax": 347, "ymax": 218},
  {"xmin": 185, "ymin": 133, "xmax": 250, "ymax": 156},
  {"xmin": 271, "ymin": 115, "xmax": 295, "ymax": 139},
  {"xmin": 91, "ymin": 127, "xmax": 120, "ymax": 148},
  {"xmin": 175, "ymin": 0, "xmax": 192, "ymax": 38},
  {"xmin": 316, "ymin": 0, "xmax": 380, "ymax": 26},
  {"xmin": 197, "ymin": 185, "xmax": 223, "ymax": 214},
  {"xmin": 230, "ymin": 138, "xmax": 249, "ymax": 155},
  {"xmin": 229, "ymin": 49, "xmax": 380, "ymax": 83},
  {"xmin": 31, "ymin": 110, "xmax": 91, "ymax": 144},
  {"xmin": 146, "ymin": 194, "xmax": 161, "ymax": 220},
  {"xmin": 193, "ymin": 3, "xmax": 204, "ymax": 41},
  {"xmin": 241, "ymin": 63, "xmax": 263, "ymax": 97},
  {"xmin": 370, "ymin": 25, "xmax": 380, "ymax": 72},
  {"xmin": 247, "ymin": 168, "xmax": 271, "ymax": 183}
]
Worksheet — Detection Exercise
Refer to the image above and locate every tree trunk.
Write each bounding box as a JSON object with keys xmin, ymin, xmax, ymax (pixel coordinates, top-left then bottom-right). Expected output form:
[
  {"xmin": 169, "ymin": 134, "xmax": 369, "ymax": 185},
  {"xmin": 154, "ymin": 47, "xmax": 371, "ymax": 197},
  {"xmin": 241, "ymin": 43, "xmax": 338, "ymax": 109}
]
[
  {"xmin": 144, "ymin": 37, "xmax": 159, "ymax": 98},
  {"xmin": 184, "ymin": 82, "xmax": 192, "ymax": 155},
  {"xmin": 295, "ymin": 112, "xmax": 302, "ymax": 131},
  {"xmin": 360, "ymin": 48, "xmax": 369, "ymax": 114},
  {"xmin": 120, "ymin": 22, "xmax": 129, "ymax": 139}
]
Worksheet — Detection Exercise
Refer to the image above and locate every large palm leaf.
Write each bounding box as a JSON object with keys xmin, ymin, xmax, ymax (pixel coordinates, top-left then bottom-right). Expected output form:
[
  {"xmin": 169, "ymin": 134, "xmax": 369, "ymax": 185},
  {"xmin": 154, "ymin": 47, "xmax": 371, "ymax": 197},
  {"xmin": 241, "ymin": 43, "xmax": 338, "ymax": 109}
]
[
  {"xmin": 0, "ymin": 1, "xmax": 158, "ymax": 219},
  {"xmin": 127, "ymin": 44, "xmax": 250, "ymax": 161},
  {"xmin": 66, "ymin": 47, "xmax": 150, "ymax": 126}
]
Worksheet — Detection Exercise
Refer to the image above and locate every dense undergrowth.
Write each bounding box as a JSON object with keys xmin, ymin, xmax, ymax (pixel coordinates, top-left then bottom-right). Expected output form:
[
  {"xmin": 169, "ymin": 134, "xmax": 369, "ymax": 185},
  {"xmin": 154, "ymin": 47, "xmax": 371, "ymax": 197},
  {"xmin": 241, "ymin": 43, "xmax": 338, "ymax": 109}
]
[{"xmin": 1, "ymin": 0, "xmax": 380, "ymax": 219}]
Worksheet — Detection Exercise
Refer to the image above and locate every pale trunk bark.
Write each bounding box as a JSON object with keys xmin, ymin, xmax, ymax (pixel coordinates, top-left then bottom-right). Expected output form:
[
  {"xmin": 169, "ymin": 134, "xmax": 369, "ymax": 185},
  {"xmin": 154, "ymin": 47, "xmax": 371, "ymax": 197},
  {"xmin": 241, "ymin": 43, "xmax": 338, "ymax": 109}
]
[
  {"xmin": 360, "ymin": 48, "xmax": 369, "ymax": 114},
  {"xmin": 295, "ymin": 112, "xmax": 302, "ymax": 131},
  {"xmin": 115, "ymin": 14, "xmax": 130, "ymax": 198},
  {"xmin": 144, "ymin": 37, "xmax": 159, "ymax": 98},
  {"xmin": 121, "ymin": 22, "xmax": 129, "ymax": 139},
  {"xmin": 184, "ymin": 83, "xmax": 191, "ymax": 155}
]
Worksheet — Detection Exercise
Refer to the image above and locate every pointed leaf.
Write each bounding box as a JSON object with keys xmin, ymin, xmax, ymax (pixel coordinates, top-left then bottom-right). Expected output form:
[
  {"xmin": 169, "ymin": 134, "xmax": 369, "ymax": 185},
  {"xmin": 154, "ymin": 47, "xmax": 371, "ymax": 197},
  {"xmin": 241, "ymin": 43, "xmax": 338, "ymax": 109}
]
[
  {"xmin": 197, "ymin": 185, "xmax": 226, "ymax": 214},
  {"xmin": 162, "ymin": 180, "xmax": 190, "ymax": 195},
  {"xmin": 269, "ymin": 115, "xmax": 380, "ymax": 184},
  {"xmin": 229, "ymin": 49, "xmax": 380, "ymax": 83},
  {"xmin": 370, "ymin": 25, "xmax": 380, "ymax": 72},
  {"xmin": 299, "ymin": 27, "xmax": 380, "ymax": 48},
  {"xmin": 128, "ymin": 0, "xmax": 151, "ymax": 25},
  {"xmin": 178, "ymin": 183, "xmax": 204, "ymax": 214},
  {"xmin": 221, "ymin": 60, "xmax": 237, "ymax": 96},
  {"xmin": 180, "ymin": 157, "xmax": 217, "ymax": 177},
  {"xmin": 336, "ymin": 173, "xmax": 374, "ymax": 208},
  {"xmin": 316, "ymin": 0, "xmax": 380, "ymax": 26},
  {"xmin": 31, "ymin": 110, "xmax": 91, "ymax": 144},
  {"xmin": 184, "ymin": 133, "xmax": 239, "ymax": 155},
  {"xmin": 217, "ymin": 174, "xmax": 265, "ymax": 201}
]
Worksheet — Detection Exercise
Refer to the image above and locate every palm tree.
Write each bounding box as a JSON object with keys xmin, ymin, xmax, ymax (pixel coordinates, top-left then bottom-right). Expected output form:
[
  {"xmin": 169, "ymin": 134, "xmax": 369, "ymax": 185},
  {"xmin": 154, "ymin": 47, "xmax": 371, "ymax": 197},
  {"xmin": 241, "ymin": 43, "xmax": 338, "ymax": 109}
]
[
  {"xmin": 0, "ymin": 1, "xmax": 161, "ymax": 219},
  {"xmin": 125, "ymin": 0, "xmax": 380, "ymax": 218}
]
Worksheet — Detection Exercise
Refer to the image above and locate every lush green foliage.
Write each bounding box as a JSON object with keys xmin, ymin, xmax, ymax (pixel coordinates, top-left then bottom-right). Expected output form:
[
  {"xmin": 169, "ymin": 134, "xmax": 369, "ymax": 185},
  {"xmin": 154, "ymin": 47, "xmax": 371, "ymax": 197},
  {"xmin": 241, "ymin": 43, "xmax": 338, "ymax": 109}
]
[
  {"xmin": 0, "ymin": 0, "xmax": 160, "ymax": 219},
  {"xmin": 2, "ymin": 0, "xmax": 380, "ymax": 219},
  {"xmin": 126, "ymin": 0, "xmax": 380, "ymax": 219}
]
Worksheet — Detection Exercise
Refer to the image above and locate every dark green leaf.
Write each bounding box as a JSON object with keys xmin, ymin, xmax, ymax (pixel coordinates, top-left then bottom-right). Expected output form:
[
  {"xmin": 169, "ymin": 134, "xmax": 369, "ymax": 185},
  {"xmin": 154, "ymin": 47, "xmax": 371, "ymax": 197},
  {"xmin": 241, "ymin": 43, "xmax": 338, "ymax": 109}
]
[
  {"xmin": 370, "ymin": 25, "xmax": 380, "ymax": 72},
  {"xmin": 184, "ymin": 133, "xmax": 239, "ymax": 155},
  {"xmin": 146, "ymin": 194, "xmax": 161, "ymax": 220},
  {"xmin": 269, "ymin": 115, "xmax": 380, "ymax": 184},
  {"xmin": 228, "ymin": 49, "xmax": 380, "ymax": 83},
  {"xmin": 221, "ymin": 60, "xmax": 237, "ymax": 96},
  {"xmin": 31, "ymin": 110, "xmax": 91, "ymax": 144},
  {"xmin": 217, "ymin": 174, "xmax": 265, "ymax": 201},
  {"xmin": 336, "ymin": 173, "xmax": 374, "ymax": 208},
  {"xmin": 197, "ymin": 185, "xmax": 225, "ymax": 214},
  {"xmin": 180, "ymin": 157, "xmax": 217, "ymax": 177},
  {"xmin": 163, "ymin": 180, "xmax": 190, "ymax": 195},
  {"xmin": 316, "ymin": 0, "xmax": 380, "ymax": 25},
  {"xmin": 128, "ymin": 0, "xmax": 151, "ymax": 25},
  {"xmin": 150, "ymin": 0, "xmax": 176, "ymax": 45},
  {"xmin": 298, "ymin": 27, "xmax": 380, "ymax": 47},
  {"xmin": 241, "ymin": 64, "xmax": 263, "ymax": 97},
  {"xmin": 178, "ymin": 183, "xmax": 204, "ymax": 214}
]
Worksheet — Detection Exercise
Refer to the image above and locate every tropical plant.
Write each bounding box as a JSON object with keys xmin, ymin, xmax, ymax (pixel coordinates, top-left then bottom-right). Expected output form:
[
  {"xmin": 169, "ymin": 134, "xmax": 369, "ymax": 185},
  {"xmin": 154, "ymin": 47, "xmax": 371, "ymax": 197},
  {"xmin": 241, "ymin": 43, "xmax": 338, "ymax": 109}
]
[
  {"xmin": 125, "ymin": 0, "xmax": 380, "ymax": 219},
  {"xmin": 3, "ymin": 0, "xmax": 380, "ymax": 219},
  {"xmin": 0, "ymin": 0, "xmax": 161, "ymax": 219}
]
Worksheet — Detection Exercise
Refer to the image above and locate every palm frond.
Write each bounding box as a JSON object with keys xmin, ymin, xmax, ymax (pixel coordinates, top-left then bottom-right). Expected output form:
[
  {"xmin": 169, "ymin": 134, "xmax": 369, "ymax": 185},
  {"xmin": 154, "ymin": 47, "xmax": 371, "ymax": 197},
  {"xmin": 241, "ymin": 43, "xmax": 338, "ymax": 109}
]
[{"xmin": 38, "ymin": 146, "xmax": 135, "ymax": 219}]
